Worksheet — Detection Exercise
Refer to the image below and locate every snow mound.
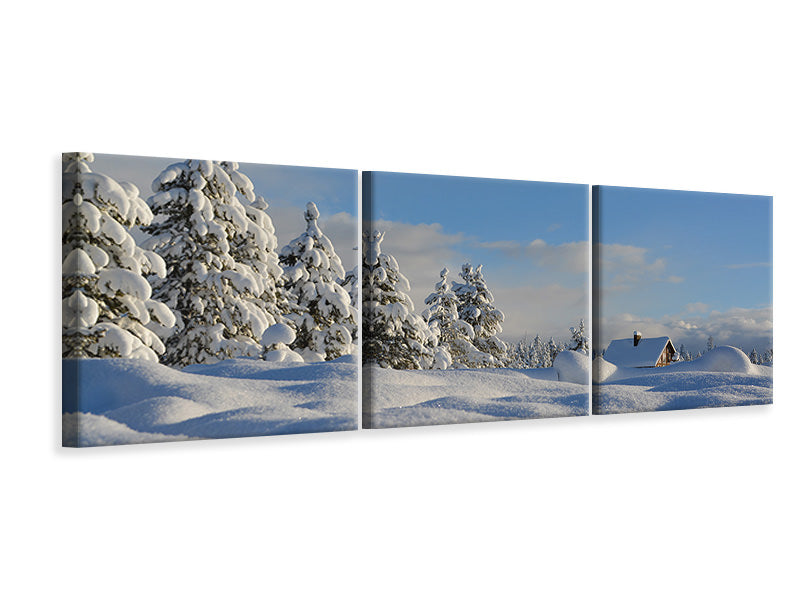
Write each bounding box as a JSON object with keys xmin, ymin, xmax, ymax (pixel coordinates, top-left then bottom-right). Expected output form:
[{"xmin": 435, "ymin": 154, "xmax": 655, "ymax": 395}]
[
  {"xmin": 105, "ymin": 396, "xmax": 214, "ymax": 429},
  {"xmin": 592, "ymin": 356, "xmax": 618, "ymax": 383},
  {"xmin": 553, "ymin": 350, "xmax": 590, "ymax": 384},
  {"xmin": 261, "ymin": 323, "xmax": 295, "ymax": 347},
  {"xmin": 687, "ymin": 345, "xmax": 754, "ymax": 374}
]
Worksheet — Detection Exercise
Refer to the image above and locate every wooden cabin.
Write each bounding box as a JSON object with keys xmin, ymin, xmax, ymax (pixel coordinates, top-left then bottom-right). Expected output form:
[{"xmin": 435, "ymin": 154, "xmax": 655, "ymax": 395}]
[{"xmin": 603, "ymin": 331, "xmax": 676, "ymax": 368}]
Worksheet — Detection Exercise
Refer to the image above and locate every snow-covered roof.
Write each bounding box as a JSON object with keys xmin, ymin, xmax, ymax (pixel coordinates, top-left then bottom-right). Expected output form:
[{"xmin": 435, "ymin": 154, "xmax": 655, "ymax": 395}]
[{"xmin": 603, "ymin": 336, "xmax": 674, "ymax": 367}]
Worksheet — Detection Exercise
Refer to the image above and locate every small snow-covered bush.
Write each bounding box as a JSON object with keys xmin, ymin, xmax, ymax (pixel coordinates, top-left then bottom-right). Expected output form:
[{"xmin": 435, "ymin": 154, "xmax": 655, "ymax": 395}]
[{"xmin": 261, "ymin": 323, "xmax": 304, "ymax": 363}]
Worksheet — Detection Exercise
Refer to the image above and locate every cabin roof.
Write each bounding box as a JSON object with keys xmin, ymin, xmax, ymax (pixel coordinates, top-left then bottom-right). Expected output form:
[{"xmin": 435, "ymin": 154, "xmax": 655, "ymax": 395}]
[{"xmin": 604, "ymin": 336, "xmax": 675, "ymax": 367}]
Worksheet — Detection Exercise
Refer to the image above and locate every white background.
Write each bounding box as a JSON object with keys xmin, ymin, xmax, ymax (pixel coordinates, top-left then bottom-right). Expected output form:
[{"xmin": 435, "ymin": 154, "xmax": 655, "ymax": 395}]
[{"xmin": 2, "ymin": 2, "xmax": 797, "ymax": 598}]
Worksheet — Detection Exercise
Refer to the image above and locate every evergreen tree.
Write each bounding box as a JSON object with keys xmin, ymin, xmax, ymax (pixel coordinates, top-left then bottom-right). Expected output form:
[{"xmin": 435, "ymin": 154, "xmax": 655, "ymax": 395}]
[
  {"xmin": 569, "ymin": 318, "xmax": 589, "ymax": 354},
  {"xmin": 220, "ymin": 161, "xmax": 287, "ymax": 327},
  {"xmin": 279, "ymin": 202, "xmax": 357, "ymax": 360},
  {"xmin": 543, "ymin": 337, "xmax": 560, "ymax": 367},
  {"xmin": 749, "ymin": 348, "xmax": 761, "ymax": 364},
  {"xmin": 142, "ymin": 159, "xmax": 273, "ymax": 366},
  {"xmin": 453, "ymin": 263, "xmax": 508, "ymax": 366},
  {"xmin": 423, "ymin": 267, "xmax": 489, "ymax": 367},
  {"xmin": 62, "ymin": 153, "xmax": 174, "ymax": 361},
  {"xmin": 678, "ymin": 343, "xmax": 691, "ymax": 362},
  {"xmin": 707, "ymin": 335, "xmax": 715, "ymax": 351},
  {"xmin": 508, "ymin": 334, "xmax": 545, "ymax": 368},
  {"xmin": 362, "ymin": 231, "xmax": 438, "ymax": 369}
]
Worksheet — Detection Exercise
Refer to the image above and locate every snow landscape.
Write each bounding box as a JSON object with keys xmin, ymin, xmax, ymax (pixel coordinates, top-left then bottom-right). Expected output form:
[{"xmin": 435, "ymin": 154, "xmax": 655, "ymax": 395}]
[
  {"xmin": 593, "ymin": 346, "xmax": 772, "ymax": 414},
  {"xmin": 62, "ymin": 153, "xmax": 359, "ymax": 446},
  {"xmin": 362, "ymin": 173, "xmax": 592, "ymax": 427},
  {"xmin": 593, "ymin": 186, "xmax": 772, "ymax": 415},
  {"xmin": 365, "ymin": 350, "xmax": 590, "ymax": 428},
  {"xmin": 62, "ymin": 356, "xmax": 357, "ymax": 446}
]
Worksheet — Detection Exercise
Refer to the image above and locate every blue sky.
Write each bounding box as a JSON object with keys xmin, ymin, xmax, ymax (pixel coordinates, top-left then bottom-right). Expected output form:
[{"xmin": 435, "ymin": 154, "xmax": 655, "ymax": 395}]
[
  {"xmin": 595, "ymin": 186, "xmax": 772, "ymax": 353},
  {"xmin": 367, "ymin": 172, "xmax": 591, "ymax": 343},
  {"xmin": 90, "ymin": 153, "xmax": 358, "ymax": 270}
]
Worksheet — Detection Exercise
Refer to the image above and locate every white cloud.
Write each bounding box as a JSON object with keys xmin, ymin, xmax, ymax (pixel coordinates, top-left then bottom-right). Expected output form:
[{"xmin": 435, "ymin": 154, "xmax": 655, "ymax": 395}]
[
  {"xmin": 598, "ymin": 306, "xmax": 773, "ymax": 354},
  {"xmin": 684, "ymin": 302, "xmax": 709, "ymax": 314},
  {"xmin": 492, "ymin": 283, "xmax": 589, "ymax": 343},
  {"xmin": 595, "ymin": 243, "xmax": 682, "ymax": 292},
  {"xmin": 478, "ymin": 238, "xmax": 589, "ymax": 274}
]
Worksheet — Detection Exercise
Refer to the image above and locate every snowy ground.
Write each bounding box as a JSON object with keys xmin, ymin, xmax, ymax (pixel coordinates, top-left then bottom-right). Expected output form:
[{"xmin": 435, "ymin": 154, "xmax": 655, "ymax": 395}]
[
  {"xmin": 364, "ymin": 358, "xmax": 591, "ymax": 429},
  {"xmin": 592, "ymin": 346, "xmax": 773, "ymax": 414},
  {"xmin": 62, "ymin": 356, "xmax": 358, "ymax": 447}
]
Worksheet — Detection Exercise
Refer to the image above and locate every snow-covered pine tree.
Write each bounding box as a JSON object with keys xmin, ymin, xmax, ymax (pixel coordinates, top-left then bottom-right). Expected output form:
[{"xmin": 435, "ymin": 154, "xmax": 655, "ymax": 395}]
[
  {"xmin": 220, "ymin": 161, "xmax": 288, "ymax": 327},
  {"xmin": 678, "ymin": 343, "xmax": 690, "ymax": 362},
  {"xmin": 363, "ymin": 231, "xmax": 439, "ymax": 369},
  {"xmin": 62, "ymin": 153, "xmax": 175, "ymax": 361},
  {"xmin": 423, "ymin": 267, "xmax": 489, "ymax": 368},
  {"xmin": 707, "ymin": 336, "xmax": 715, "ymax": 351},
  {"xmin": 544, "ymin": 337, "xmax": 560, "ymax": 367},
  {"xmin": 569, "ymin": 318, "xmax": 589, "ymax": 354},
  {"xmin": 532, "ymin": 334, "xmax": 545, "ymax": 367},
  {"xmin": 749, "ymin": 348, "xmax": 761, "ymax": 364},
  {"xmin": 278, "ymin": 202, "xmax": 357, "ymax": 361},
  {"xmin": 452, "ymin": 263, "xmax": 508, "ymax": 366},
  {"xmin": 763, "ymin": 348, "xmax": 773, "ymax": 365},
  {"xmin": 142, "ymin": 159, "xmax": 274, "ymax": 367}
]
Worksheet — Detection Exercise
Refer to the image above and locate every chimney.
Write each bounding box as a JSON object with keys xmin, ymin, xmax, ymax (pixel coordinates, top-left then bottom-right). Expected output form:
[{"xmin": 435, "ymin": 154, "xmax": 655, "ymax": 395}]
[{"xmin": 633, "ymin": 331, "xmax": 642, "ymax": 347}]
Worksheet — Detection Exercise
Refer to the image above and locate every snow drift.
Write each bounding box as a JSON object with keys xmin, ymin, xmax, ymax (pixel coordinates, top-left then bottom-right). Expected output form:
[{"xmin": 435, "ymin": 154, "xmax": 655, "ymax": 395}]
[
  {"xmin": 592, "ymin": 346, "xmax": 772, "ymax": 414},
  {"xmin": 364, "ymin": 362, "xmax": 590, "ymax": 429},
  {"xmin": 62, "ymin": 357, "xmax": 358, "ymax": 447}
]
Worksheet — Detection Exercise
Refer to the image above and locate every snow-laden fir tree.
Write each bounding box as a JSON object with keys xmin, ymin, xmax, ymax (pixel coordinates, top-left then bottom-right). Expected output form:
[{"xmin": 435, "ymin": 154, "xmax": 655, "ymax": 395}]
[
  {"xmin": 278, "ymin": 202, "xmax": 357, "ymax": 361},
  {"xmin": 452, "ymin": 263, "xmax": 508, "ymax": 366},
  {"xmin": 707, "ymin": 336, "xmax": 715, "ymax": 352},
  {"xmin": 569, "ymin": 318, "xmax": 589, "ymax": 354},
  {"xmin": 423, "ymin": 267, "xmax": 489, "ymax": 368},
  {"xmin": 508, "ymin": 335, "xmax": 539, "ymax": 368},
  {"xmin": 220, "ymin": 161, "xmax": 288, "ymax": 327},
  {"xmin": 62, "ymin": 153, "xmax": 175, "ymax": 360},
  {"xmin": 539, "ymin": 337, "xmax": 560, "ymax": 368},
  {"xmin": 763, "ymin": 348, "xmax": 773, "ymax": 365},
  {"xmin": 749, "ymin": 348, "xmax": 761, "ymax": 364},
  {"xmin": 363, "ymin": 231, "xmax": 440, "ymax": 369},
  {"xmin": 142, "ymin": 159, "xmax": 275, "ymax": 366}
]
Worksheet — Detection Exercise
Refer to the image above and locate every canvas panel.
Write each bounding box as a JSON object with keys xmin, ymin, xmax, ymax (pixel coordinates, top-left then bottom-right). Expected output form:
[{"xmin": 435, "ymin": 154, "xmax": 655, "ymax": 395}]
[
  {"xmin": 592, "ymin": 185, "xmax": 773, "ymax": 414},
  {"xmin": 362, "ymin": 171, "xmax": 592, "ymax": 428},
  {"xmin": 62, "ymin": 153, "xmax": 359, "ymax": 446}
]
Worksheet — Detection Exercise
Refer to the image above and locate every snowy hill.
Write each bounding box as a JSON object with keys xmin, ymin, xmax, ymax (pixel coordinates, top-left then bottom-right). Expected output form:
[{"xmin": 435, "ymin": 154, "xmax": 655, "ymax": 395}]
[
  {"xmin": 364, "ymin": 359, "xmax": 590, "ymax": 429},
  {"xmin": 592, "ymin": 346, "xmax": 773, "ymax": 414},
  {"xmin": 63, "ymin": 357, "xmax": 358, "ymax": 447}
]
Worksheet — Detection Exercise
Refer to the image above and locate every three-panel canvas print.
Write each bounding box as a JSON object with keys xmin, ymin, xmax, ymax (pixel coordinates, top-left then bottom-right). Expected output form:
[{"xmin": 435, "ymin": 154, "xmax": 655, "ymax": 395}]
[{"xmin": 62, "ymin": 153, "xmax": 773, "ymax": 447}]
